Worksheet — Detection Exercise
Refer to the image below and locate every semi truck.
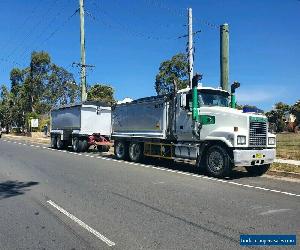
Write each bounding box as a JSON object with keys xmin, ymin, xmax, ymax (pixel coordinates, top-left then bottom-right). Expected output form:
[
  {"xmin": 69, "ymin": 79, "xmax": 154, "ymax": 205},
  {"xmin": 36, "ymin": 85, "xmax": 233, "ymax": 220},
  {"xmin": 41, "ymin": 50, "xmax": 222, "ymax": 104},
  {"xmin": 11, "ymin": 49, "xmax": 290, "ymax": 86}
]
[
  {"xmin": 111, "ymin": 78, "xmax": 276, "ymax": 178},
  {"xmin": 50, "ymin": 101, "xmax": 111, "ymax": 152}
]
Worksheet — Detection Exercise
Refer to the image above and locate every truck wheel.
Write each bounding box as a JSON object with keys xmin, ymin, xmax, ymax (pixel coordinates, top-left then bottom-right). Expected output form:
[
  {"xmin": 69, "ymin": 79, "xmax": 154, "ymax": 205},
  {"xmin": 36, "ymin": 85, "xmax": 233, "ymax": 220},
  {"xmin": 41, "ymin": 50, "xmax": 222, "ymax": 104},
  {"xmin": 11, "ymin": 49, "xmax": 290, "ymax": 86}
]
[
  {"xmin": 245, "ymin": 164, "xmax": 270, "ymax": 176},
  {"xmin": 129, "ymin": 142, "xmax": 143, "ymax": 162},
  {"xmin": 51, "ymin": 135, "xmax": 57, "ymax": 149},
  {"xmin": 72, "ymin": 137, "xmax": 80, "ymax": 152},
  {"xmin": 80, "ymin": 139, "xmax": 89, "ymax": 152},
  {"xmin": 56, "ymin": 136, "xmax": 64, "ymax": 150},
  {"xmin": 114, "ymin": 141, "xmax": 128, "ymax": 160},
  {"xmin": 206, "ymin": 145, "xmax": 231, "ymax": 178}
]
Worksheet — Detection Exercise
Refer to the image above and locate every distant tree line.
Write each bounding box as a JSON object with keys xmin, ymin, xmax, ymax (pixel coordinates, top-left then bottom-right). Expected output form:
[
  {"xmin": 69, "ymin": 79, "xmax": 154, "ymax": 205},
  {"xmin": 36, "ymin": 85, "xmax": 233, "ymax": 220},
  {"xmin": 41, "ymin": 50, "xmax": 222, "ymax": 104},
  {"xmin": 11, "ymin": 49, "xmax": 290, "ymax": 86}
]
[{"xmin": 0, "ymin": 51, "xmax": 115, "ymax": 133}]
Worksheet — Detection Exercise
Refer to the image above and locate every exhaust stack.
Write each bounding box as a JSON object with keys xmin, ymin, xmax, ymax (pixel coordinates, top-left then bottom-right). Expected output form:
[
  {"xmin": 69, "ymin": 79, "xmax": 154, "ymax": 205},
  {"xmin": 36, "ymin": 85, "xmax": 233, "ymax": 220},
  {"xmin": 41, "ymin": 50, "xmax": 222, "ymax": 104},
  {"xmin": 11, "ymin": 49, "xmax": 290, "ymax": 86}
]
[{"xmin": 220, "ymin": 23, "xmax": 229, "ymax": 92}]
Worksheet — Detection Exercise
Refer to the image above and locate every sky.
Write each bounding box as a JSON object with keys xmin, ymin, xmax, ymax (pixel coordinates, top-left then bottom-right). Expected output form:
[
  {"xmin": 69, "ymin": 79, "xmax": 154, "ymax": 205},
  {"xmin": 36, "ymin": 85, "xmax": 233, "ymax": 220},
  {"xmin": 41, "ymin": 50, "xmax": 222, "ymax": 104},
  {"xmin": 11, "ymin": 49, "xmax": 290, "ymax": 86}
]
[{"xmin": 0, "ymin": 0, "xmax": 299, "ymax": 111}]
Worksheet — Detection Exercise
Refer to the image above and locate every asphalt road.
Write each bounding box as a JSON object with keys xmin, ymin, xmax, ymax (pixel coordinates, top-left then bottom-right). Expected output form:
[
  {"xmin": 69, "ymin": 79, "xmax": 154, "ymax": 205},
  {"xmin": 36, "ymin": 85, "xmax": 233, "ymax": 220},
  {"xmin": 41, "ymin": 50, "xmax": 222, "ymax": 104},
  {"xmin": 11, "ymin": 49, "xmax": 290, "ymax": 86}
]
[{"xmin": 0, "ymin": 139, "xmax": 299, "ymax": 250}]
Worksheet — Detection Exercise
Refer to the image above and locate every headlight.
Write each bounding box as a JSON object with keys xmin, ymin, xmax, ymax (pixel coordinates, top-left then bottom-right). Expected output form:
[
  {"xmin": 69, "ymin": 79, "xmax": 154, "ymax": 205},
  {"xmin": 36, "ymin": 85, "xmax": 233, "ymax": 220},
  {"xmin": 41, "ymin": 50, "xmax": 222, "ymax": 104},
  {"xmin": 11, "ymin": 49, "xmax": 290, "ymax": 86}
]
[
  {"xmin": 237, "ymin": 135, "xmax": 246, "ymax": 145},
  {"xmin": 268, "ymin": 137, "xmax": 276, "ymax": 145}
]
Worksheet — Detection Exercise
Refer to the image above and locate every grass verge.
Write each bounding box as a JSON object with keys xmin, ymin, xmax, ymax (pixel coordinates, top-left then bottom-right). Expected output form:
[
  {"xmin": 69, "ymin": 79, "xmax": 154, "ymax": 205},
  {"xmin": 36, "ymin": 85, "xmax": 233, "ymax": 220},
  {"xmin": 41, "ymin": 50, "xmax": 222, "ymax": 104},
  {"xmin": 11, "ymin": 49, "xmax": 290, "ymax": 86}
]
[
  {"xmin": 271, "ymin": 162, "xmax": 300, "ymax": 174},
  {"xmin": 276, "ymin": 133, "xmax": 300, "ymax": 161}
]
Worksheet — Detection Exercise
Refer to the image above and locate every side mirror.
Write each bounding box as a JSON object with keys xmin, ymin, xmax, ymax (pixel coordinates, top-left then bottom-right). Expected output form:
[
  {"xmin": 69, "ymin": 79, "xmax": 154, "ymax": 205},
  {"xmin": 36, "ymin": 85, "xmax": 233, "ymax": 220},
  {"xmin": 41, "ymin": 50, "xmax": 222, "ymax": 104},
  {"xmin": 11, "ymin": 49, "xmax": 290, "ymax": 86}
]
[
  {"xmin": 231, "ymin": 81, "xmax": 240, "ymax": 94},
  {"xmin": 180, "ymin": 94, "xmax": 187, "ymax": 108}
]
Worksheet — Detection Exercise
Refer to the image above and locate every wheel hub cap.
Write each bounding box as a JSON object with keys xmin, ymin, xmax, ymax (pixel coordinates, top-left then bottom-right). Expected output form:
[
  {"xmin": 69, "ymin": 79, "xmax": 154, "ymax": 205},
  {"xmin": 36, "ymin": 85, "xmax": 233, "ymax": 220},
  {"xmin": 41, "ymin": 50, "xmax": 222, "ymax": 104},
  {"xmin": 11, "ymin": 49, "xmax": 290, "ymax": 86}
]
[{"xmin": 209, "ymin": 151, "xmax": 223, "ymax": 171}]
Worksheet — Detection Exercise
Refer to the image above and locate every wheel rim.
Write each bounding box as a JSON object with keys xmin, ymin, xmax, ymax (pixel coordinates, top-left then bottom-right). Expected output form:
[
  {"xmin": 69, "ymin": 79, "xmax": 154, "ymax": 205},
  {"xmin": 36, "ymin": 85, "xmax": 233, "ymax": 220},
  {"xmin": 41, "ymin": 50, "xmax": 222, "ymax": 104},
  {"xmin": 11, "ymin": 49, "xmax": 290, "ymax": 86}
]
[
  {"xmin": 116, "ymin": 143, "xmax": 124, "ymax": 158},
  {"xmin": 73, "ymin": 139, "xmax": 78, "ymax": 151},
  {"xmin": 208, "ymin": 151, "xmax": 224, "ymax": 172},
  {"xmin": 56, "ymin": 138, "xmax": 60, "ymax": 148},
  {"xmin": 129, "ymin": 144, "xmax": 140, "ymax": 160}
]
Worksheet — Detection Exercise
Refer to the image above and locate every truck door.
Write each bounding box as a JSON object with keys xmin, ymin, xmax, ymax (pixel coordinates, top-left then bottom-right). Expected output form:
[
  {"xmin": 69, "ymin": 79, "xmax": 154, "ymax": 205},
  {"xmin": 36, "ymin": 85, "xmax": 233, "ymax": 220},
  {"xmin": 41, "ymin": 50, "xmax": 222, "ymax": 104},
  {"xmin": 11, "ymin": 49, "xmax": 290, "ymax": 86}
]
[{"xmin": 174, "ymin": 93, "xmax": 195, "ymax": 141}]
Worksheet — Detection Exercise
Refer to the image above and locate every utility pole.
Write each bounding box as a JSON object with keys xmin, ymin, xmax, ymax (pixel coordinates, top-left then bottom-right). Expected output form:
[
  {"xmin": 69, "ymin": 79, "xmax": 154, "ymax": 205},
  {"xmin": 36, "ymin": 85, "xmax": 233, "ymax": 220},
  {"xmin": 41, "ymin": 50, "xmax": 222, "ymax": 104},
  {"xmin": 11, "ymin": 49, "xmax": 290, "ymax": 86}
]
[
  {"xmin": 220, "ymin": 23, "xmax": 229, "ymax": 92},
  {"xmin": 188, "ymin": 8, "xmax": 193, "ymax": 89},
  {"xmin": 79, "ymin": 0, "xmax": 87, "ymax": 102}
]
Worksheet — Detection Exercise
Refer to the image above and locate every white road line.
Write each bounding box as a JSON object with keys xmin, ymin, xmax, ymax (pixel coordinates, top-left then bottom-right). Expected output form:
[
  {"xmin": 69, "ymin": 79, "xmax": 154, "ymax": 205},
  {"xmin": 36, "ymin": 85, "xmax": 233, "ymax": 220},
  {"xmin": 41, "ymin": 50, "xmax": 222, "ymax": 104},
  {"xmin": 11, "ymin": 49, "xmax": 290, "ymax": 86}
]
[
  {"xmin": 259, "ymin": 209, "xmax": 291, "ymax": 216},
  {"xmin": 47, "ymin": 200, "xmax": 115, "ymax": 247}
]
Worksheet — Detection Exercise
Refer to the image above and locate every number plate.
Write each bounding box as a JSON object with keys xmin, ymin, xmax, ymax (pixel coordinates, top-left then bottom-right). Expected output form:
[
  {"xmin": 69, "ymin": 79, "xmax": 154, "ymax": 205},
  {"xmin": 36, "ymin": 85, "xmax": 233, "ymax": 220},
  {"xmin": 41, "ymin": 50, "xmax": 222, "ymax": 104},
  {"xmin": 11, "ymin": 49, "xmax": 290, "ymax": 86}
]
[{"xmin": 255, "ymin": 153, "xmax": 263, "ymax": 159}]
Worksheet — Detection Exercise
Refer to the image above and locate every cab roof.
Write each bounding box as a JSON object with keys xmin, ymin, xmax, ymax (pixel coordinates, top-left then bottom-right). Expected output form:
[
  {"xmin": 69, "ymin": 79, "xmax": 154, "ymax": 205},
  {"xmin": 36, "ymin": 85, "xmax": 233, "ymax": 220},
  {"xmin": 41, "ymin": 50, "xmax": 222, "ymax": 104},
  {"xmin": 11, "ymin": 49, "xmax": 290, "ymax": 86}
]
[{"xmin": 177, "ymin": 85, "xmax": 230, "ymax": 95}]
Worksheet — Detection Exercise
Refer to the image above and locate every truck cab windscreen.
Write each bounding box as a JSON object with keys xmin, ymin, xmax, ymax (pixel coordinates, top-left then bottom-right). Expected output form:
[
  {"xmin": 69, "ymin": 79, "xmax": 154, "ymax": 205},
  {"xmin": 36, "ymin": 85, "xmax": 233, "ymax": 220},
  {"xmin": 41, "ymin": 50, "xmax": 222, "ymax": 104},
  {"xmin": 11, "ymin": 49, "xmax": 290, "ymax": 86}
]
[{"xmin": 198, "ymin": 90, "xmax": 229, "ymax": 107}]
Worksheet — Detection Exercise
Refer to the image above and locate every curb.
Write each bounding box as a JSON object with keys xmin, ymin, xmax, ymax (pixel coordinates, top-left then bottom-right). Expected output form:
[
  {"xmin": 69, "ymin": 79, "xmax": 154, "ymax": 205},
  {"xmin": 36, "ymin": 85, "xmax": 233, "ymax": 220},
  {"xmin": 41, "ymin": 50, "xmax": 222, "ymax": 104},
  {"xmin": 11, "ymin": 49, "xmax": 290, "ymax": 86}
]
[
  {"xmin": 2, "ymin": 134, "xmax": 50, "ymax": 144},
  {"xmin": 267, "ymin": 170, "xmax": 300, "ymax": 179},
  {"xmin": 274, "ymin": 158, "xmax": 300, "ymax": 166}
]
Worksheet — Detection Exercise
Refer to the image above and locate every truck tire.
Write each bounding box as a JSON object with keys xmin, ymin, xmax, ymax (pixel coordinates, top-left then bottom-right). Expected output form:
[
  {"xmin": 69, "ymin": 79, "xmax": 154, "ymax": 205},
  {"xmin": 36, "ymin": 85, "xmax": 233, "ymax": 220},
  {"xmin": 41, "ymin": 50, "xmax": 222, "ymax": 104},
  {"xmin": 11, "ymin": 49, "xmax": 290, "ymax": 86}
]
[
  {"xmin": 56, "ymin": 136, "xmax": 64, "ymax": 150},
  {"xmin": 128, "ymin": 142, "xmax": 143, "ymax": 162},
  {"xmin": 114, "ymin": 141, "xmax": 128, "ymax": 160},
  {"xmin": 245, "ymin": 164, "xmax": 270, "ymax": 176},
  {"xmin": 72, "ymin": 137, "xmax": 81, "ymax": 152},
  {"xmin": 80, "ymin": 139, "xmax": 89, "ymax": 152},
  {"xmin": 205, "ymin": 145, "xmax": 232, "ymax": 178},
  {"xmin": 51, "ymin": 135, "xmax": 57, "ymax": 149}
]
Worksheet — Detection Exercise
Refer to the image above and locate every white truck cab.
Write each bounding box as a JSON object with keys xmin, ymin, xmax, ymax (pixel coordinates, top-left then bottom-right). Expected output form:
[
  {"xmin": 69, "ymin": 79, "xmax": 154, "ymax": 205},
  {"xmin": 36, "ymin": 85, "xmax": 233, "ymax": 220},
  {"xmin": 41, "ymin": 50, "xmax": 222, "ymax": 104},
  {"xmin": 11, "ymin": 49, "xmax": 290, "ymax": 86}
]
[{"xmin": 177, "ymin": 86, "xmax": 276, "ymax": 176}]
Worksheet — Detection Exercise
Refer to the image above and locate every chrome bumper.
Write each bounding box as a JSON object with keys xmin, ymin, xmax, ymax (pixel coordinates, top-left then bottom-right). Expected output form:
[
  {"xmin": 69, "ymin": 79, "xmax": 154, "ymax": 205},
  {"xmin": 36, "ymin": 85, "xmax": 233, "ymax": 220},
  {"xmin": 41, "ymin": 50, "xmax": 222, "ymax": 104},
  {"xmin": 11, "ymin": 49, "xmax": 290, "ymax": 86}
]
[{"xmin": 233, "ymin": 149, "xmax": 276, "ymax": 167}]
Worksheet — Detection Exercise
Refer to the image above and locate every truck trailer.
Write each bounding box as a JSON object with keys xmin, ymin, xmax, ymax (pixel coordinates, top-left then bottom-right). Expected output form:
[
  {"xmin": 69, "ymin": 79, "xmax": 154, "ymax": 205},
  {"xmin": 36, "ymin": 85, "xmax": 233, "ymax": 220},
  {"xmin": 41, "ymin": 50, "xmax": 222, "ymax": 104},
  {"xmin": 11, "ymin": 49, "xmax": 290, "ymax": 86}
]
[
  {"xmin": 50, "ymin": 101, "xmax": 111, "ymax": 152},
  {"xmin": 111, "ymin": 82, "xmax": 276, "ymax": 178}
]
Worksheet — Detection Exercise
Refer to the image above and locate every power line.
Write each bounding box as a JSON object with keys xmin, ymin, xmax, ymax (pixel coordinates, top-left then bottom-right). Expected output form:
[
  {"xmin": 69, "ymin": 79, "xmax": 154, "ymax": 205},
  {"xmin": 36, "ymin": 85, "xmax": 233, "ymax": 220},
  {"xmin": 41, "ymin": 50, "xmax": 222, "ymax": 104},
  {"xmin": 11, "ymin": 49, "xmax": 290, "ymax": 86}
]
[
  {"xmin": 0, "ymin": 1, "xmax": 42, "ymax": 54},
  {"xmin": 0, "ymin": 7, "xmax": 78, "ymax": 76},
  {"xmin": 5, "ymin": 0, "xmax": 60, "ymax": 63},
  {"xmin": 143, "ymin": 0, "xmax": 219, "ymax": 30},
  {"xmin": 90, "ymin": 1, "xmax": 182, "ymax": 41},
  {"xmin": 18, "ymin": 7, "xmax": 79, "ymax": 63},
  {"xmin": 17, "ymin": 6, "xmax": 67, "ymax": 62}
]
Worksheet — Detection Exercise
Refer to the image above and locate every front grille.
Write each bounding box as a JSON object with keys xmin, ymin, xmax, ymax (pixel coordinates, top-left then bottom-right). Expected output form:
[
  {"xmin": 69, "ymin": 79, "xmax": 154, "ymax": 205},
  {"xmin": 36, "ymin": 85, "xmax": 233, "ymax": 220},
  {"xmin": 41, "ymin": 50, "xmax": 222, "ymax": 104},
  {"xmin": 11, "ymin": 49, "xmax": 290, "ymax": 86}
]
[{"xmin": 249, "ymin": 122, "xmax": 267, "ymax": 146}]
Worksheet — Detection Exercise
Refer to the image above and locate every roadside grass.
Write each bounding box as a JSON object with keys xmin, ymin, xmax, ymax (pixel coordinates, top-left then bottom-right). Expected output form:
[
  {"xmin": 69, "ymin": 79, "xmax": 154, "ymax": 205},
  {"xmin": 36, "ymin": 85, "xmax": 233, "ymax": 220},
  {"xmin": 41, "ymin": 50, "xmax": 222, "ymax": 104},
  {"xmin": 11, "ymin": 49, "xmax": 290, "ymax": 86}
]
[
  {"xmin": 271, "ymin": 162, "xmax": 300, "ymax": 174},
  {"xmin": 276, "ymin": 133, "xmax": 300, "ymax": 160}
]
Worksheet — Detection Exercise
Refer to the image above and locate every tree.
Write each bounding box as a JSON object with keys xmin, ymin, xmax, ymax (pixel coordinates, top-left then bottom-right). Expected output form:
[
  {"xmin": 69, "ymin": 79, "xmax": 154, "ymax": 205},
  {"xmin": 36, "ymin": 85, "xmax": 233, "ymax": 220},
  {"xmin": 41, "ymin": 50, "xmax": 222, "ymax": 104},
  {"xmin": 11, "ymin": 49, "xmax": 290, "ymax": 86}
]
[
  {"xmin": 0, "ymin": 85, "xmax": 13, "ymax": 132},
  {"xmin": 155, "ymin": 53, "xmax": 189, "ymax": 95},
  {"xmin": 265, "ymin": 102, "xmax": 290, "ymax": 133},
  {"xmin": 45, "ymin": 64, "xmax": 79, "ymax": 109},
  {"xmin": 290, "ymin": 100, "xmax": 300, "ymax": 121},
  {"xmin": 10, "ymin": 68, "xmax": 24, "ymax": 97},
  {"xmin": 290, "ymin": 100, "xmax": 300, "ymax": 132},
  {"xmin": 23, "ymin": 51, "xmax": 51, "ymax": 112},
  {"xmin": 87, "ymin": 84, "xmax": 115, "ymax": 105},
  {"xmin": 9, "ymin": 68, "xmax": 27, "ymax": 129},
  {"xmin": 275, "ymin": 102, "xmax": 290, "ymax": 113},
  {"xmin": 0, "ymin": 50, "xmax": 80, "ymax": 132}
]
